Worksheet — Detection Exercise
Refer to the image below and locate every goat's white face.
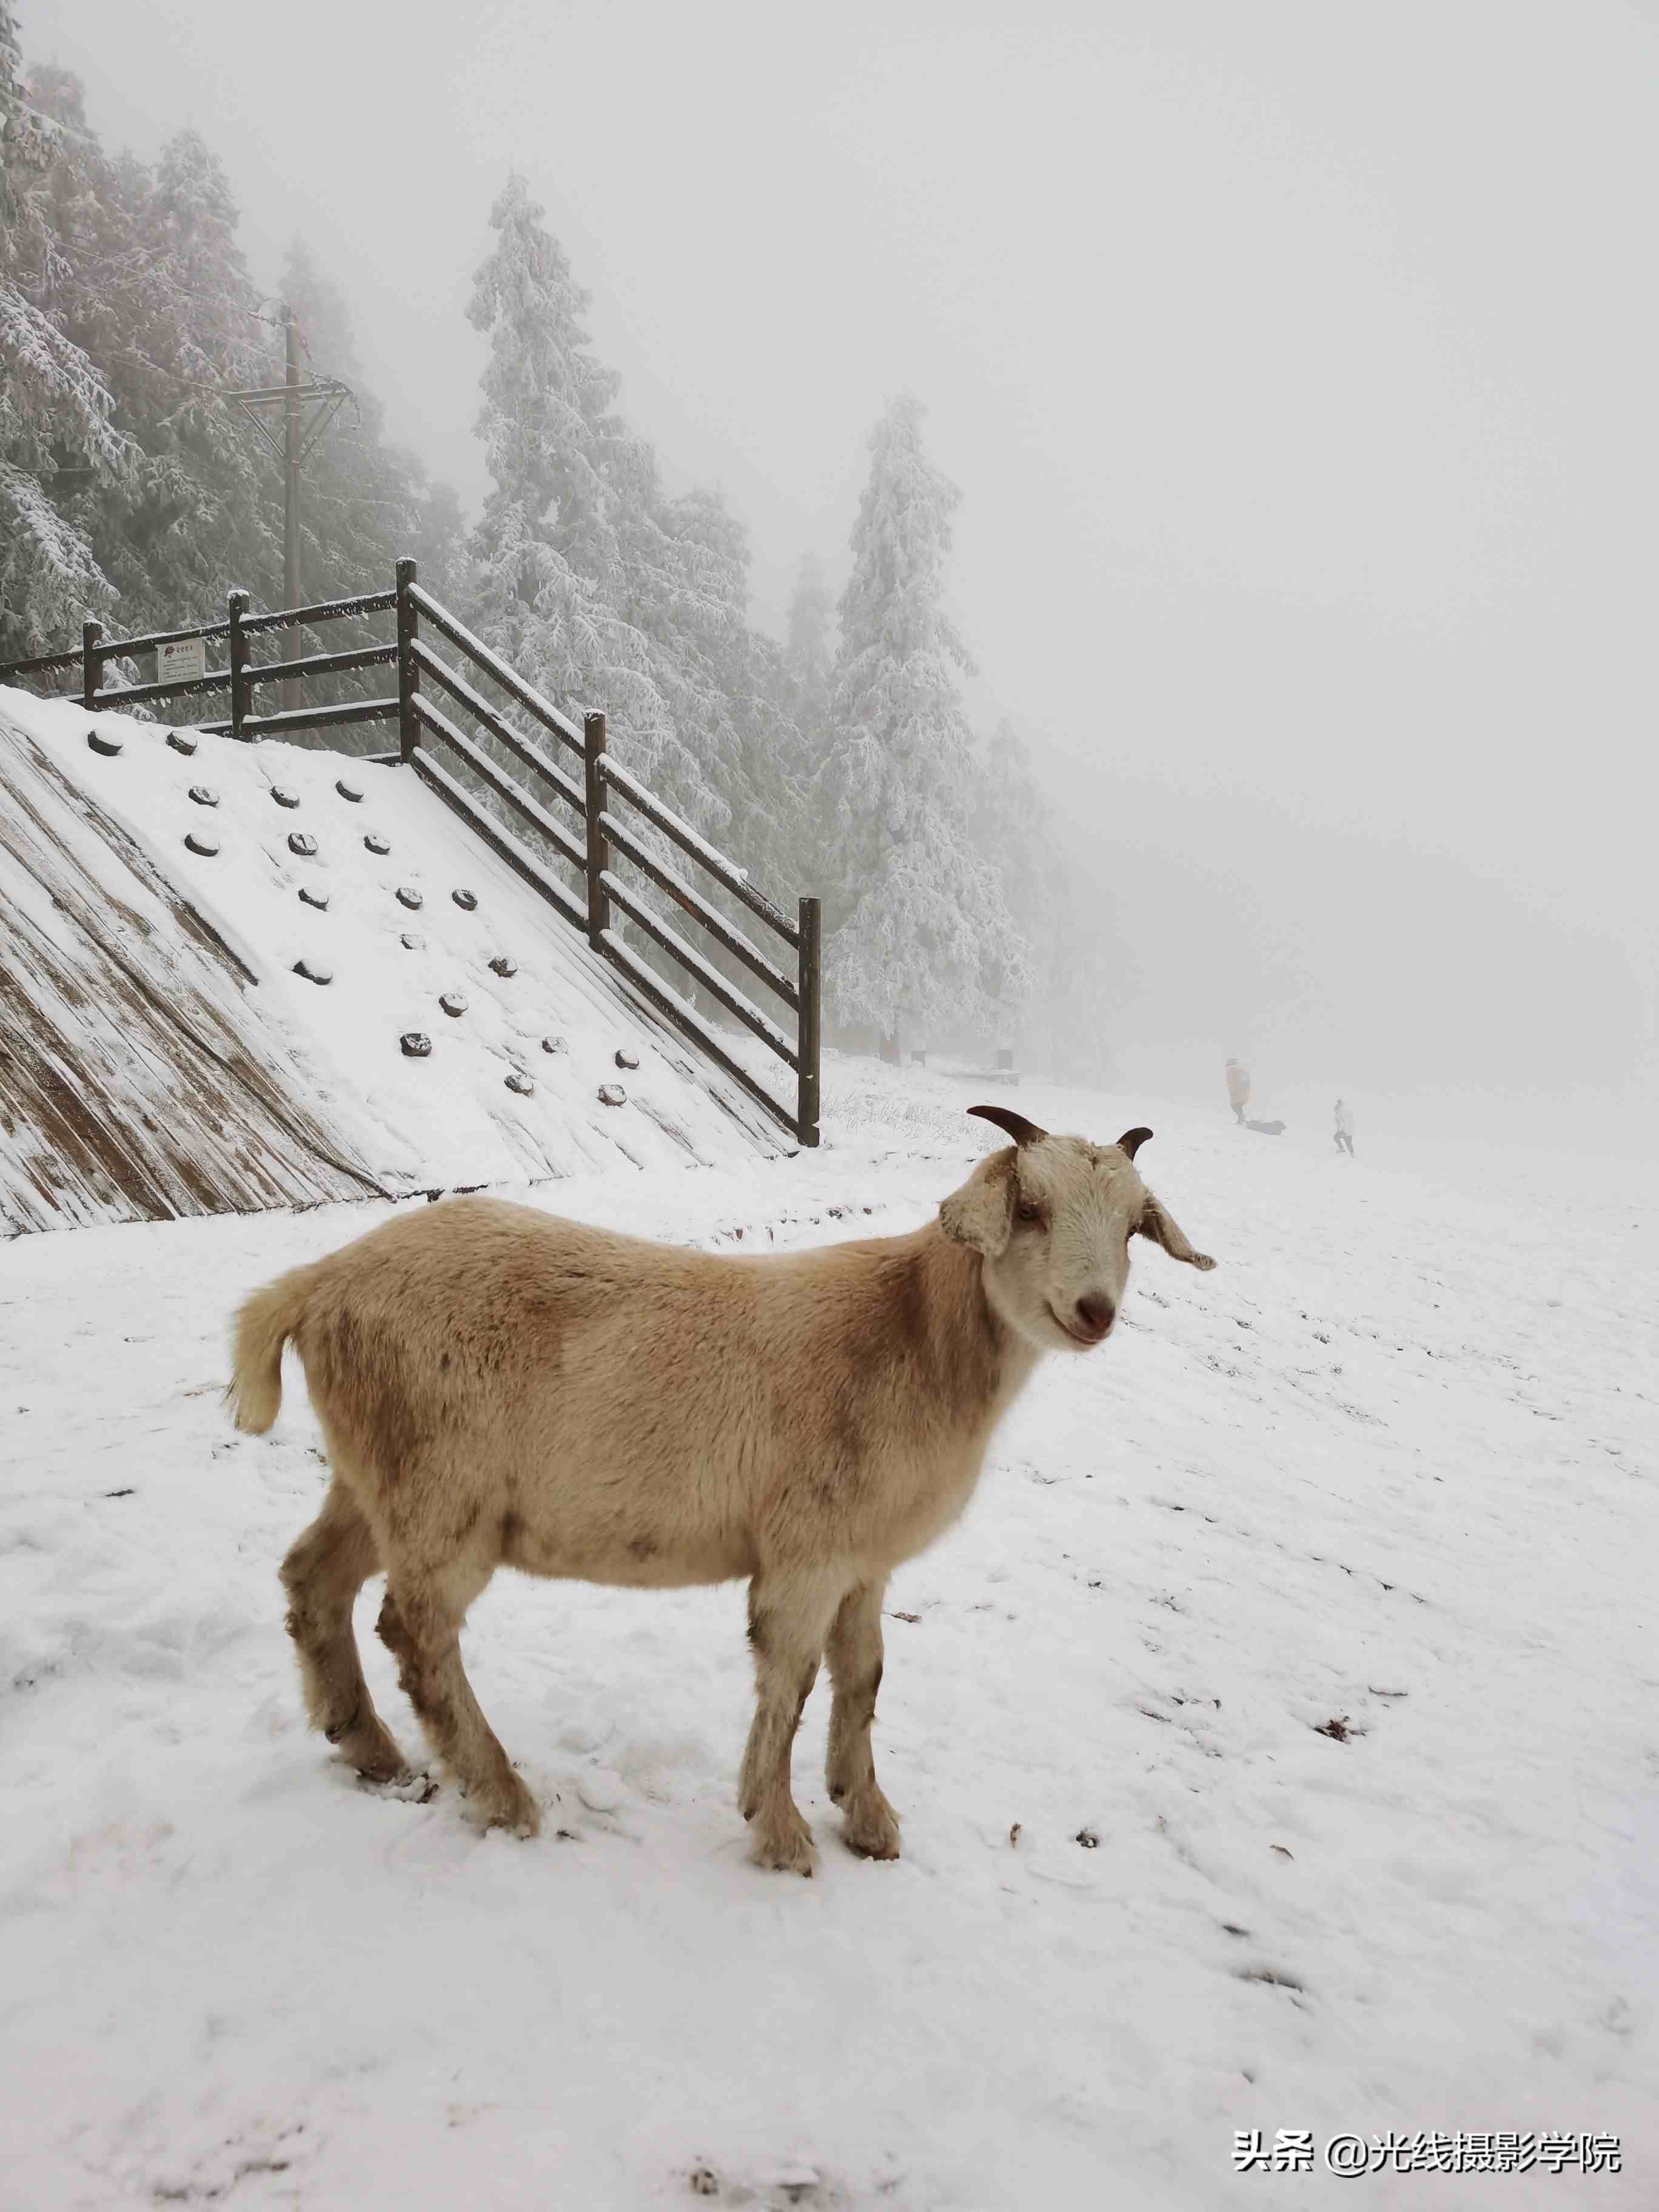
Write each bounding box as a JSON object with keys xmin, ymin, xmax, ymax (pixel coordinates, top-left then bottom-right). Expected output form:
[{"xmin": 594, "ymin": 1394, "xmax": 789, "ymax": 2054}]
[{"xmin": 939, "ymin": 1110, "xmax": 1216, "ymax": 1354}]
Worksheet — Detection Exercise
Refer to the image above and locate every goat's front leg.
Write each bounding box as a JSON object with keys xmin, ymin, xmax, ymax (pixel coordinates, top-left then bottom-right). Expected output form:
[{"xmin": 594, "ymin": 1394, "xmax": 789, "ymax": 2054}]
[
  {"xmin": 739, "ymin": 1569, "xmax": 846, "ymax": 1875},
  {"xmin": 825, "ymin": 1580, "xmax": 901, "ymax": 1860}
]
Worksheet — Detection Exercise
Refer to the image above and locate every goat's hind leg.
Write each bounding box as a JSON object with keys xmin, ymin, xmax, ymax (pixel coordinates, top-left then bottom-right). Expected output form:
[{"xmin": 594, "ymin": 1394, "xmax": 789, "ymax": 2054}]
[
  {"xmin": 377, "ymin": 1554, "xmax": 538, "ymax": 1837},
  {"xmin": 280, "ymin": 1477, "xmax": 406, "ymax": 1782}
]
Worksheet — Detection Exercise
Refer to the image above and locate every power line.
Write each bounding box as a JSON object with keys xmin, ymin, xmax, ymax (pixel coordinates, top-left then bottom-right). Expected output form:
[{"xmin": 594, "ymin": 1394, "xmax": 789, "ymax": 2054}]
[
  {"xmin": 109, "ymin": 344, "xmax": 255, "ymax": 397},
  {"xmin": 16, "ymin": 101, "xmax": 99, "ymax": 144}
]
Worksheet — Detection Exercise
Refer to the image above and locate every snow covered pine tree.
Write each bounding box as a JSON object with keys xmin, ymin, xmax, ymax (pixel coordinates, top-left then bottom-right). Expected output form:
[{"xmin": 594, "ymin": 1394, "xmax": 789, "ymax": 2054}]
[
  {"xmin": 0, "ymin": 18, "xmax": 126, "ymax": 656},
  {"xmin": 817, "ymin": 394, "xmax": 1027, "ymax": 1056}
]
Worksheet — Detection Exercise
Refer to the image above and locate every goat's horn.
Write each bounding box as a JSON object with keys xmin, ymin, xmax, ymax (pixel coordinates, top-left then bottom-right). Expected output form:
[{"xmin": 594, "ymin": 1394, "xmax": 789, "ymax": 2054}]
[
  {"xmin": 967, "ymin": 1105, "xmax": 1049, "ymax": 1147},
  {"xmin": 1117, "ymin": 1126, "xmax": 1154, "ymax": 1159}
]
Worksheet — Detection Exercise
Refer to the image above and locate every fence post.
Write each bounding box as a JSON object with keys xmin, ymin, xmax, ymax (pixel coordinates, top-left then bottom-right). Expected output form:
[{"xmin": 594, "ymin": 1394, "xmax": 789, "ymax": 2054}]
[
  {"xmin": 796, "ymin": 894, "xmax": 821, "ymax": 1148},
  {"xmin": 81, "ymin": 620, "xmax": 102, "ymax": 713},
  {"xmin": 227, "ymin": 590, "xmax": 249, "ymax": 742},
  {"xmin": 395, "ymin": 557, "xmax": 419, "ymax": 765},
  {"xmin": 583, "ymin": 710, "xmax": 609, "ymax": 950}
]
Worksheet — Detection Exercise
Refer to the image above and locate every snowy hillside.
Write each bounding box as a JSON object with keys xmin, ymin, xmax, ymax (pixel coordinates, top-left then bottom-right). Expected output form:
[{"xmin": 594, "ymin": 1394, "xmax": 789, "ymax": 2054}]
[
  {"xmin": 2, "ymin": 1061, "xmax": 1655, "ymax": 2208},
  {"xmin": 1, "ymin": 687, "xmax": 781, "ymax": 1236}
]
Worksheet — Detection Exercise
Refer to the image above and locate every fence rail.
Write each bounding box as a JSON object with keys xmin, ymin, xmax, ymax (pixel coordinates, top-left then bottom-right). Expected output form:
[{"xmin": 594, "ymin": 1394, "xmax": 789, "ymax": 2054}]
[
  {"xmin": 406, "ymin": 583, "xmax": 585, "ymax": 757},
  {"xmin": 0, "ymin": 589, "xmax": 403, "ymax": 744},
  {"xmin": 0, "ymin": 560, "xmax": 820, "ymax": 1147}
]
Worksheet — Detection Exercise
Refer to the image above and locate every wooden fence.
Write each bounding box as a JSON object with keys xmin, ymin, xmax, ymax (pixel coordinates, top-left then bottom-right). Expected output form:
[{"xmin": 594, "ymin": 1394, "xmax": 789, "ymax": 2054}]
[{"xmin": 0, "ymin": 564, "xmax": 820, "ymax": 1147}]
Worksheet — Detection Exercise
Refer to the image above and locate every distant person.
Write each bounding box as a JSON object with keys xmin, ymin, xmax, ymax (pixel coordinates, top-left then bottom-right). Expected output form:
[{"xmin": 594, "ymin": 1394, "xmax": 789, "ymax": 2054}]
[
  {"xmin": 1333, "ymin": 1099, "xmax": 1356, "ymax": 1157},
  {"xmin": 1225, "ymin": 1056, "xmax": 1250, "ymax": 1125}
]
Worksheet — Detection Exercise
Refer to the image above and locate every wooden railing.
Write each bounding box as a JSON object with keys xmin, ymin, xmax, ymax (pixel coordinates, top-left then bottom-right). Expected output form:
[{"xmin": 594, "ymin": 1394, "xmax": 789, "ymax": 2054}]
[
  {"xmin": 0, "ymin": 563, "xmax": 820, "ymax": 1148},
  {"xmin": 0, "ymin": 590, "xmax": 401, "ymax": 740}
]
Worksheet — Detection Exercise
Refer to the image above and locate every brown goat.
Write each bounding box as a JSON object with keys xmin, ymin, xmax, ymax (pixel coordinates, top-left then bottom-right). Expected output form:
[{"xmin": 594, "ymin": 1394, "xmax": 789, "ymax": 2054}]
[{"xmin": 227, "ymin": 1107, "xmax": 1215, "ymax": 1874}]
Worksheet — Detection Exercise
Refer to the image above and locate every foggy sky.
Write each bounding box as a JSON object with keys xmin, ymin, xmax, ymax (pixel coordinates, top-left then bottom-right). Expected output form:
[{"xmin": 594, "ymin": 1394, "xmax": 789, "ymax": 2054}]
[{"xmin": 25, "ymin": 0, "xmax": 1659, "ymax": 1149}]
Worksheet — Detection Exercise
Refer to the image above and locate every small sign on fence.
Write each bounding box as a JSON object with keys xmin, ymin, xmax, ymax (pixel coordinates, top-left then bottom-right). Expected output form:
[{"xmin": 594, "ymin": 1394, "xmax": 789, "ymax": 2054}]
[{"xmin": 158, "ymin": 637, "xmax": 206, "ymax": 684}]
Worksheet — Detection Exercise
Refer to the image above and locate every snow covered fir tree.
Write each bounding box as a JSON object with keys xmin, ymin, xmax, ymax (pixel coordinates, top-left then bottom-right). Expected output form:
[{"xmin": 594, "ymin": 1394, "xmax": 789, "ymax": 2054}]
[
  {"xmin": 816, "ymin": 395, "xmax": 1027, "ymax": 1057},
  {"xmin": 0, "ymin": 8, "xmax": 1105, "ymax": 1075}
]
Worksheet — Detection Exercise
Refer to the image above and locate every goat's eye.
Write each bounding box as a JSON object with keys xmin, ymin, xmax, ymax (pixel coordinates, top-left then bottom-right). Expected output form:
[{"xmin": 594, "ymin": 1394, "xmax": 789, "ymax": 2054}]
[{"xmin": 1016, "ymin": 1199, "xmax": 1045, "ymax": 1227}]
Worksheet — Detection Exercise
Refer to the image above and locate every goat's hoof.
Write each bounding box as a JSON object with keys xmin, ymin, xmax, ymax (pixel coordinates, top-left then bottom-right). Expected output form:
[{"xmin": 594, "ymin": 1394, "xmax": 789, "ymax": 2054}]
[
  {"xmin": 478, "ymin": 1775, "xmax": 542, "ymax": 1839},
  {"xmin": 348, "ymin": 1744, "xmax": 407, "ymax": 1784},
  {"xmin": 748, "ymin": 1806, "xmax": 816, "ymax": 1877},
  {"xmin": 842, "ymin": 1791, "xmax": 902, "ymax": 1862},
  {"xmin": 360, "ymin": 1766, "xmax": 437, "ymax": 1805},
  {"xmin": 339, "ymin": 1725, "xmax": 408, "ymax": 1784}
]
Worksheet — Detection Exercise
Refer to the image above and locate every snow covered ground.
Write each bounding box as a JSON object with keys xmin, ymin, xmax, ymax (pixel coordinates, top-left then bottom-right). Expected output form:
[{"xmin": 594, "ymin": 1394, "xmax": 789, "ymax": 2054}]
[{"xmin": 2, "ymin": 1059, "xmax": 1655, "ymax": 2209}]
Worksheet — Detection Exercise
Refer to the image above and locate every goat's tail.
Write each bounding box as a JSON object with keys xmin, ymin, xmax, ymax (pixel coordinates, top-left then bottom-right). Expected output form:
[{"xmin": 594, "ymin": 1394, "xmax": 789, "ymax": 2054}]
[{"xmin": 226, "ymin": 1260, "xmax": 323, "ymax": 1434}]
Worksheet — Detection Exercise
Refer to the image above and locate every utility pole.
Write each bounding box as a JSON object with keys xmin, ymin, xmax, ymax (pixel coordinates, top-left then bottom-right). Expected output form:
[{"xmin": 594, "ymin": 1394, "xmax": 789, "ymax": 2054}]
[
  {"xmin": 223, "ymin": 306, "xmax": 352, "ymax": 722},
  {"xmin": 283, "ymin": 307, "xmax": 303, "ymax": 713}
]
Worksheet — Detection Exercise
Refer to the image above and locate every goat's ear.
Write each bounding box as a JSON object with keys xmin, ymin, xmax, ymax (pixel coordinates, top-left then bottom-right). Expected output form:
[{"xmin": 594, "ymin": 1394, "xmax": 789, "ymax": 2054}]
[
  {"xmin": 1136, "ymin": 1191, "xmax": 1216, "ymax": 1271},
  {"xmin": 939, "ymin": 1153, "xmax": 1016, "ymax": 1257}
]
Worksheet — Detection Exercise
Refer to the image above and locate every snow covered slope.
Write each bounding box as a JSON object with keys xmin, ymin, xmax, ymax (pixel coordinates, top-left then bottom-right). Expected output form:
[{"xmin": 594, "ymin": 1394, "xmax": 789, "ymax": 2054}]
[
  {"xmin": 0, "ymin": 688, "xmax": 781, "ymax": 1234},
  {"xmin": 2, "ymin": 1062, "xmax": 1655, "ymax": 2208}
]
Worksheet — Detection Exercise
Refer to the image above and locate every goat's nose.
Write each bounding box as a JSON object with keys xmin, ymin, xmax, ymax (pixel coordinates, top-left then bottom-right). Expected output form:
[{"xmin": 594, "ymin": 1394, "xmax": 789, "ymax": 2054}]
[{"xmin": 1074, "ymin": 1293, "xmax": 1116, "ymax": 1339}]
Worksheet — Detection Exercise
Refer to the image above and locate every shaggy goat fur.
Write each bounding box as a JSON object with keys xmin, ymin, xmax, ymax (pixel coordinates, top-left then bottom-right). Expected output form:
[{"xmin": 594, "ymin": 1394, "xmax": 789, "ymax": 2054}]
[{"xmin": 228, "ymin": 1108, "xmax": 1215, "ymax": 1874}]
